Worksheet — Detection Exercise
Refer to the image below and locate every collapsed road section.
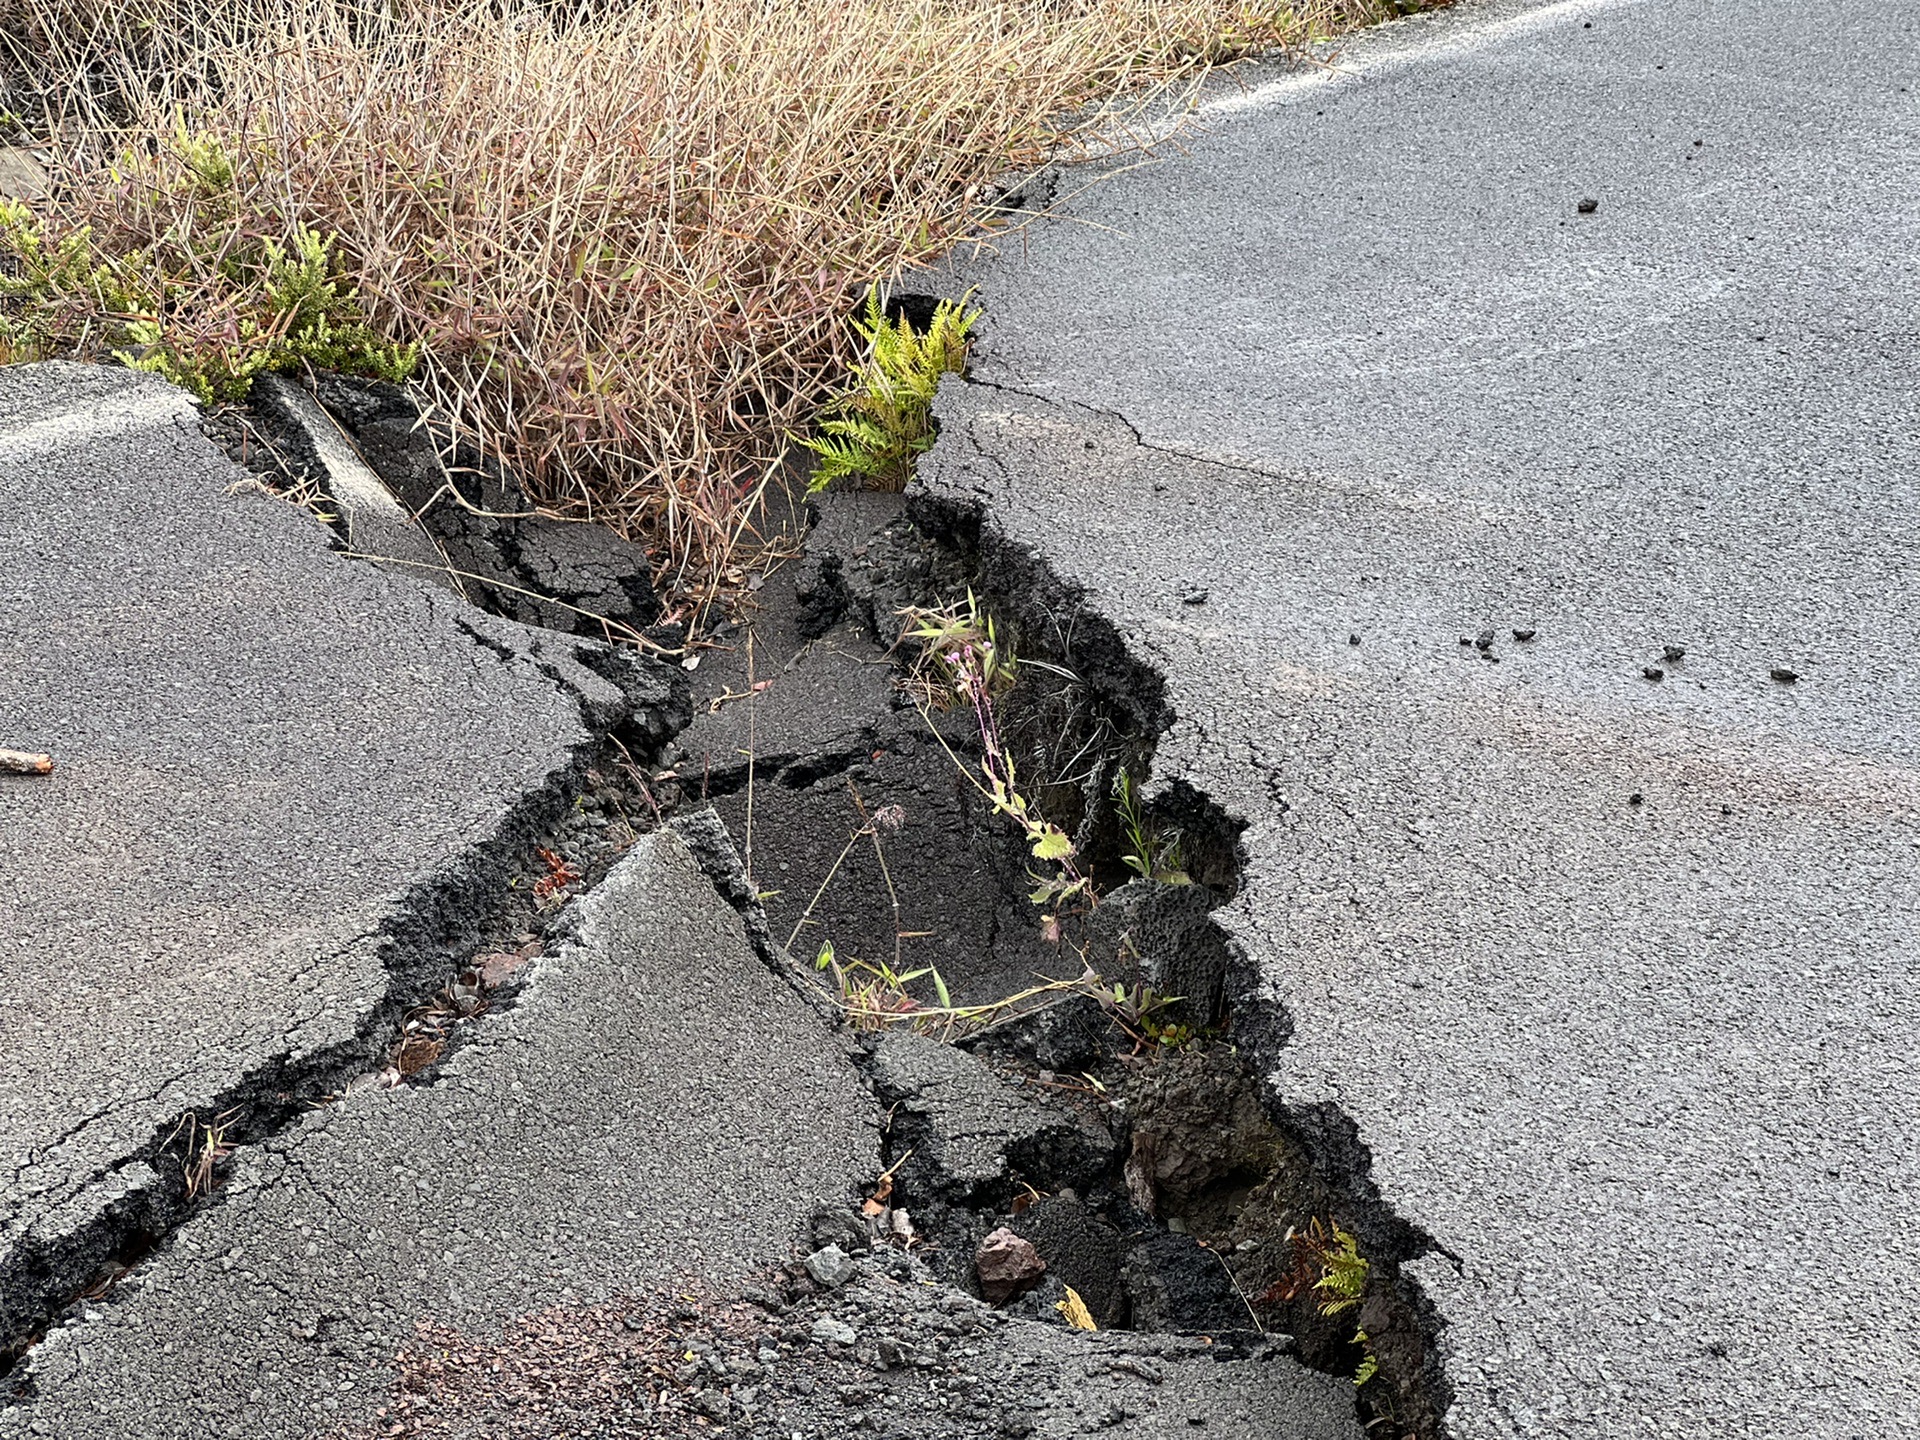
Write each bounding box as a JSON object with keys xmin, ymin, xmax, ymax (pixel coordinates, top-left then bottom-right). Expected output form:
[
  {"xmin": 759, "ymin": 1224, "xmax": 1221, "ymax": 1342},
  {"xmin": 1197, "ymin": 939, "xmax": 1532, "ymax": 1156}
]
[{"xmin": 0, "ymin": 358, "xmax": 1392, "ymax": 1438}]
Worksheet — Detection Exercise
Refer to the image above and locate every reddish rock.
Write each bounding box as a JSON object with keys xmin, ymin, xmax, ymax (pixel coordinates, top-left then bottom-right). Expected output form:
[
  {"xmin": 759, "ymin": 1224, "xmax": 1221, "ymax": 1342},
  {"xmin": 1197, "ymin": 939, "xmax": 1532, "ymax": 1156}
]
[{"xmin": 975, "ymin": 1226, "xmax": 1047, "ymax": 1303}]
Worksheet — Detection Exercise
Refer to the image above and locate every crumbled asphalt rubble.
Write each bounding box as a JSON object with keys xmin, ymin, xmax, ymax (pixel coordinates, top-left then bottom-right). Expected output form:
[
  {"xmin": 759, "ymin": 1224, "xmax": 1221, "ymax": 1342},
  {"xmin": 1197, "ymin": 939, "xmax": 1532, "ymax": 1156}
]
[
  {"xmin": 599, "ymin": 1237, "xmax": 1329, "ymax": 1440},
  {"xmin": 332, "ymin": 1243, "xmax": 1345, "ymax": 1440}
]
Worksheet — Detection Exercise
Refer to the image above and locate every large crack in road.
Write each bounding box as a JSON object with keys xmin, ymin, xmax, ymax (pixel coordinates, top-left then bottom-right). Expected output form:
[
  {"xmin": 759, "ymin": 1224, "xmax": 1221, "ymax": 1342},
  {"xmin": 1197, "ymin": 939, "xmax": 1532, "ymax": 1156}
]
[
  {"xmin": 1, "ymin": 361, "xmax": 1415, "ymax": 1439},
  {"xmin": 902, "ymin": 1, "xmax": 1920, "ymax": 1432}
]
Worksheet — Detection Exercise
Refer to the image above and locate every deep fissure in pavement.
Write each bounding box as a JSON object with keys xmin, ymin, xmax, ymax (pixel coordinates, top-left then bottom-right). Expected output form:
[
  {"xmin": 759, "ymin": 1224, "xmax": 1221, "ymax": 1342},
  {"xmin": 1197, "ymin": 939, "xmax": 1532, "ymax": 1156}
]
[
  {"xmin": 671, "ymin": 474, "xmax": 1455, "ymax": 1436},
  {"xmin": 896, "ymin": 489, "xmax": 1451, "ymax": 1436},
  {"xmin": 8, "ymin": 369, "xmax": 1448, "ymax": 1438}
]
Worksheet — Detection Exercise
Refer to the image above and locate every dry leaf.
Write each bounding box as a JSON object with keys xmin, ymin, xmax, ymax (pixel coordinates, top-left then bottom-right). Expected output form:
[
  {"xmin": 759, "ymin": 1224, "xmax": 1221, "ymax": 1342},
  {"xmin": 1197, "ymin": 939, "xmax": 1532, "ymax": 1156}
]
[{"xmin": 1056, "ymin": 1286, "xmax": 1097, "ymax": 1332}]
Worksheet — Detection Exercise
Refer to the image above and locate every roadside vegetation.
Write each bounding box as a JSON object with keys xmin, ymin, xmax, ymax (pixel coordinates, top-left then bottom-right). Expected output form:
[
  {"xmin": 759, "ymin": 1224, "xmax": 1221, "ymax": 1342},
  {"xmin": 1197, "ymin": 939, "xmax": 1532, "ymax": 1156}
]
[{"xmin": 0, "ymin": 0, "xmax": 1389, "ymax": 590}]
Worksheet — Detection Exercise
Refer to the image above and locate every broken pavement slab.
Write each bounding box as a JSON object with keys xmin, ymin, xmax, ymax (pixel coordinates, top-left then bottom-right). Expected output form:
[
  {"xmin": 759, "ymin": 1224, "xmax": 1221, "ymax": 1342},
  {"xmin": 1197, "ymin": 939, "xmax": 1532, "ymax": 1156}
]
[
  {"xmin": 1, "ymin": 829, "xmax": 874, "ymax": 1438},
  {"xmin": 0, "ymin": 362, "xmax": 654, "ymax": 1359},
  {"xmin": 919, "ymin": 0, "xmax": 1920, "ymax": 1433},
  {"xmin": 251, "ymin": 374, "xmax": 455, "ymax": 590}
]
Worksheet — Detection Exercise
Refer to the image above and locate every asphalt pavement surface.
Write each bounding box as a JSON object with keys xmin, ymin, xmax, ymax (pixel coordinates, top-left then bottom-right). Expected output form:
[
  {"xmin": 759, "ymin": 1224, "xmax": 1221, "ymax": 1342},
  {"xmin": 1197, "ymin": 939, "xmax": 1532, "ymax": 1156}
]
[
  {"xmin": 0, "ymin": 363, "xmax": 595, "ymax": 1349},
  {"xmin": 922, "ymin": 1, "xmax": 1920, "ymax": 1433},
  {"xmin": 3, "ymin": 829, "xmax": 873, "ymax": 1438}
]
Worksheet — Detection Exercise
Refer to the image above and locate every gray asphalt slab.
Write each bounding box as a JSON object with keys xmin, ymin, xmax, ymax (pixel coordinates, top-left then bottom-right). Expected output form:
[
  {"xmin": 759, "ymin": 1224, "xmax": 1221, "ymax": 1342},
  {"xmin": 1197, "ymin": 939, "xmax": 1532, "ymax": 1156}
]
[
  {"xmin": 2, "ymin": 828, "xmax": 874, "ymax": 1438},
  {"xmin": 0, "ymin": 363, "xmax": 593, "ymax": 1343},
  {"xmin": 921, "ymin": 1, "xmax": 1920, "ymax": 1434}
]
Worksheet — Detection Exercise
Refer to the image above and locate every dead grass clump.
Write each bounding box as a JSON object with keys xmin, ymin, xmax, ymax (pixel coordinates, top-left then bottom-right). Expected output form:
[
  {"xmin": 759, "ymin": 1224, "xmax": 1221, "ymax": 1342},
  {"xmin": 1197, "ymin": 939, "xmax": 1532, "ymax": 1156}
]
[{"xmin": 3, "ymin": 0, "xmax": 1384, "ymax": 584}]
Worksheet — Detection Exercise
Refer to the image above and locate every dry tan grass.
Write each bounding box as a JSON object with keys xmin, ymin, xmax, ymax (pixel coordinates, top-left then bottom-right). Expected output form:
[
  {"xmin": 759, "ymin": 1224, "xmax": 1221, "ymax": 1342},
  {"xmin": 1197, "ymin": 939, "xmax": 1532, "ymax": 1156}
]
[{"xmin": 6, "ymin": 0, "xmax": 1384, "ymax": 585}]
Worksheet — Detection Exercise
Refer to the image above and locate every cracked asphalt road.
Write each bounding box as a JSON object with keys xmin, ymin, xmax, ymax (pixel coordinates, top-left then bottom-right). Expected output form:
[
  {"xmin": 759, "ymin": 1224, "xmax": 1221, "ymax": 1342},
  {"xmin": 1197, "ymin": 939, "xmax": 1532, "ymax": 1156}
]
[
  {"xmin": 0, "ymin": 363, "xmax": 596, "ymax": 1348},
  {"xmin": 921, "ymin": 1, "xmax": 1920, "ymax": 1433},
  {"xmin": 2, "ymin": 828, "xmax": 873, "ymax": 1439}
]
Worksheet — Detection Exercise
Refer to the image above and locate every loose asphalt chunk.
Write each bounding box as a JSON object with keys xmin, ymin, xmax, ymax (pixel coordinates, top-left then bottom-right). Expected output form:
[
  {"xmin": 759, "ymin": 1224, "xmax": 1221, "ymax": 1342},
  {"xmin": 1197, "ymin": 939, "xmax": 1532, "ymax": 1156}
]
[
  {"xmin": 1, "ymin": 829, "xmax": 873, "ymax": 1438},
  {"xmin": 916, "ymin": 0, "xmax": 1920, "ymax": 1433},
  {"xmin": 0, "ymin": 362, "xmax": 617, "ymax": 1354}
]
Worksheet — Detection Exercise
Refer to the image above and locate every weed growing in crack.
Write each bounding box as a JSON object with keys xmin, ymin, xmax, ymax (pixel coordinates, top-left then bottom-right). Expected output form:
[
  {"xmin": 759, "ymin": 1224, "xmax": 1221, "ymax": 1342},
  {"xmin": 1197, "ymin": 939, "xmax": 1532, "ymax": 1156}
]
[
  {"xmin": 801, "ymin": 290, "xmax": 978, "ymax": 495},
  {"xmin": 900, "ymin": 593, "xmax": 1092, "ymax": 936},
  {"xmin": 1268, "ymin": 1218, "xmax": 1379, "ymax": 1387},
  {"xmin": 163, "ymin": 1106, "xmax": 241, "ymax": 1199},
  {"xmin": 813, "ymin": 938, "xmax": 1105, "ymax": 1042},
  {"xmin": 530, "ymin": 846, "xmax": 585, "ymax": 910},
  {"xmin": 1103, "ymin": 974, "xmax": 1193, "ymax": 1051},
  {"xmin": 1115, "ymin": 769, "xmax": 1192, "ymax": 886}
]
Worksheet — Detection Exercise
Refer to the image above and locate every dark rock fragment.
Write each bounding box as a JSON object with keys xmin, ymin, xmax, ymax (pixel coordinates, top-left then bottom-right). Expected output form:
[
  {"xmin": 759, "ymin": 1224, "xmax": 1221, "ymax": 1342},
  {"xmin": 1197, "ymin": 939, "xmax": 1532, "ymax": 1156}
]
[
  {"xmin": 1010, "ymin": 1197, "xmax": 1128, "ymax": 1329},
  {"xmin": 1121, "ymin": 1229, "xmax": 1241, "ymax": 1334}
]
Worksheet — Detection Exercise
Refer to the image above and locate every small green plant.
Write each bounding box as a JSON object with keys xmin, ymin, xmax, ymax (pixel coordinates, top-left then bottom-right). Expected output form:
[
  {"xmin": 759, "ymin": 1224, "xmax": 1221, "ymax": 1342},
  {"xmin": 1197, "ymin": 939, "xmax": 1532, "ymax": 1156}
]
[
  {"xmin": 801, "ymin": 289, "xmax": 978, "ymax": 494},
  {"xmin": 1262, "ymin": 1219, "xmax": 1379, "ymax": 1386},
  {"xmin": 1310, "ymin": 1223, "xmax": 1370, "ymax": 1315},
  {"xmin": 1353, "ymin": 1332, "xmax": 1380, "ymax": 1387},
  {"xmin": 1100, "ymin": 976, "xmax": 1192, "ymax": 1050},
  {"xmin": 0, "ymin": 128, "xmax": 414, "ymax": 403},
  {"xmin": 1115, "ymin": 770, "xmax": 1191, "ymax": 886},
  {"xmin": 900, "ymin": 594, "xmax": 1092, "ymax": 932},
  {"xmin": 1307, "ymin": 1221, "xmax": 1378, "ymax": 1388}
]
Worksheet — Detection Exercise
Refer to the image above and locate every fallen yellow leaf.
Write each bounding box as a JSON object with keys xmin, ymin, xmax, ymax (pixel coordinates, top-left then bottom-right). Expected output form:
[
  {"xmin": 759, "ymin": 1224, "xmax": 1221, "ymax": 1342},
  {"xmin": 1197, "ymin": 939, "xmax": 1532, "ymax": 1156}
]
[{"xmin": 1056, "ymin": 1285, "xmax": 1097, "ymax": 1332}]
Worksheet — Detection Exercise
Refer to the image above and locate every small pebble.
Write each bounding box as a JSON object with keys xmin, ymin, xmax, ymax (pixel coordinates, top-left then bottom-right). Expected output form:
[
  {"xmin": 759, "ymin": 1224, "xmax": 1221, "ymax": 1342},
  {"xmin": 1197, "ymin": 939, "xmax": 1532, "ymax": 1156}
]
[
  {"xmin": 1348, "ymin": 633, "xmax": 1361, "ymax": 646},
  {"xmin": 1643, "ymin": 666, "xmax": 1665, "ymax": 681},
  {"xmin": 1770, "ymin": 667, "xmax": 1798, "ymax": 684},
  {"xmin": 1629, "ymin": 792, "xmax": 1645, "ymax": 806},
  {"xmin": 1577, "ymin": 196, "xmax": 1599, "ymax": 214},
  {"xmin": 805, "ymin": 1245, "xmax": 857, "ymax": 1289},
  {"xmin": 1512, "ymin": 628, "xmax": 1536, "ymax": 642},
  {"xmin": 1664, "ymin": 644, "xmax": 1687, "ymax": 662},
  {"xmin": 1475, "ymin": 628, "xmax": 1496, "ymax": 651}
]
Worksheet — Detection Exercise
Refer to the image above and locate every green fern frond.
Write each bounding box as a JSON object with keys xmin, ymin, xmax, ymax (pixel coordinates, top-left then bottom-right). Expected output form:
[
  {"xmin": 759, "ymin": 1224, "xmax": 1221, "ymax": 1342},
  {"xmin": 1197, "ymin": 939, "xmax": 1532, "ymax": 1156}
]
[{"xmin": 802, "ymin": 287, "xmax": 979, "ymax": 496}]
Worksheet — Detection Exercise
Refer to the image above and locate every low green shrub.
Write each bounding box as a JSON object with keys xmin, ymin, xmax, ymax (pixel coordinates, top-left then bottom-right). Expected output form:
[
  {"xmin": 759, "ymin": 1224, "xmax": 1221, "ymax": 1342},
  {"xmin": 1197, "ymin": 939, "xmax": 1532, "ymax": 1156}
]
[
  {"xmin": 0, "ymin": 127, "xmax": 413, "ymax": 403},
  {"xmin": 801, "ymin": 290, "xmax": 978, "ymax": 495}
]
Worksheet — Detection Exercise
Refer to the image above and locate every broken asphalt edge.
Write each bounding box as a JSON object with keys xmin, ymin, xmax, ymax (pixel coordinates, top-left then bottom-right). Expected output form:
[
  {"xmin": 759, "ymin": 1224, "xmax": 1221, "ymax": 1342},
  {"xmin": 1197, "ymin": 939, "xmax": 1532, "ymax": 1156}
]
[
  {"xmin": 910, "ymin": 375, "xmax": 1458, "ymax": 1431},
  {"xmin": 0, "ymin": 579, "xmax": 691, "ymax": 1389}
]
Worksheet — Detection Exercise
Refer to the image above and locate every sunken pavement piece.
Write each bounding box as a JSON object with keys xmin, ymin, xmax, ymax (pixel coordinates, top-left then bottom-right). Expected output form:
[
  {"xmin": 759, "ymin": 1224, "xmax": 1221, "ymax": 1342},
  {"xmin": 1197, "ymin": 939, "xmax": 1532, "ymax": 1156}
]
[
  {"xmin": 2, "ymin": 828, "xmax": 872, "ymax": 1438},
  {"xmin": 0, "ymin": 362, "xmax": 640, "ymax": 1356}
]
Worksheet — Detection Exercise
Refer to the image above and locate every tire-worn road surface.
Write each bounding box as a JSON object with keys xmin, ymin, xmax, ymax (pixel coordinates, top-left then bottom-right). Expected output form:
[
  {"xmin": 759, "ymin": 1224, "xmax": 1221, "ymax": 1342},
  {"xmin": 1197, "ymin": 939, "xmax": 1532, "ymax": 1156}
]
[{"xmin": 923, "ymin": 1, "xmax": 1920, "ymax": 1434}]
